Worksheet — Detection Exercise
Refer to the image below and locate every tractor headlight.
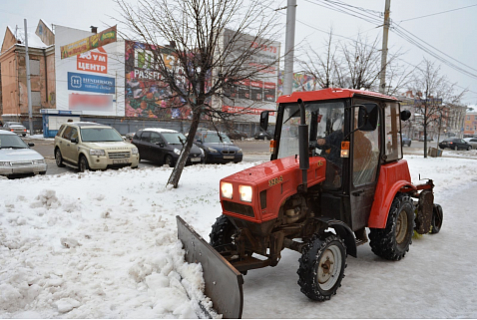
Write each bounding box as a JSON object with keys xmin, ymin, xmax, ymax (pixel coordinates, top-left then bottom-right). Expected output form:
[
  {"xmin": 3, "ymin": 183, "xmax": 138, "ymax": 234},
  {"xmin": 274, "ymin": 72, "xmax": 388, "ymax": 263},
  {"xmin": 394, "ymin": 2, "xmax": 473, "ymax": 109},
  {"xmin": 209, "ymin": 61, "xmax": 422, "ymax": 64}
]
[
  {"xmin": 173, "ymin": 148, "xmax": 181, "ymax": 155},
  {"xmin": 90, "ymin": 149, "xmax": 105, "ymax": 156},
  {"xmin": 239, "ymin": 185, "xmax": 253, "ymax": 202},
  {"xmin": 221, "ymin": 182, "xmax": 233, "ymax": 199}
]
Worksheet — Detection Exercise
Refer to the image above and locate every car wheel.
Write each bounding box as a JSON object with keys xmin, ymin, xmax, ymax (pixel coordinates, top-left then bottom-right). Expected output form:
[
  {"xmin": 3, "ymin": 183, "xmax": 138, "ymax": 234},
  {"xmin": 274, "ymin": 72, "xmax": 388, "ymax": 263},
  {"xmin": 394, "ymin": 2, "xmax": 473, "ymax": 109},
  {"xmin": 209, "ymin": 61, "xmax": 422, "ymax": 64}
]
[
  {"xmin": 369, "ymin": 193, "xmax": 414, "ymax": 261},
  {"xmin": 467, "ymin": 146, "xmax": 471, "ymax": 150},
  {"xmin": 78, "ymin": 155, "xmax": 90, "ymax": 172},
  {"xmin": 39, "ymin": 171, "xmax": 46, "ymax": 175},
  {"xmin": 55, "ymin": 148, "xmax": 65, "ymax": 167},
  {"xmin": 408, "ymin": 141, "xmax": 411, "ymax": 147},
  {"xmin": 297, "ymin": 234, "xmax": 346, "ymax": 301},
  {"xmin": 165, "ymin": 155, "xmax": 175, "ymax": 167},
  {"xmin": 22, "ymin": 134, "xmax": 26, "ymax": 137}
]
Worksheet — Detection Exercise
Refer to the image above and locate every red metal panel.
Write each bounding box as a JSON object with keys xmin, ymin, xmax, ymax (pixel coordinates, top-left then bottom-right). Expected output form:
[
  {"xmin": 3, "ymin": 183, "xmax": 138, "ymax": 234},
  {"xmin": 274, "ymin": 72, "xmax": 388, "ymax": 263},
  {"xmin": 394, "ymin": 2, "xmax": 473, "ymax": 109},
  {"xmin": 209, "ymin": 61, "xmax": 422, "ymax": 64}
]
[
  {"xmin": 368, "ymin": 160, "xmax": 416, "ymax": 228},
  {"xmin": 220, "ymin": 156, "xmax": 326, "ymax": 223},
  {"xmin": 276, "ymin": 88, "xmax": 398, "ymax": 104}
]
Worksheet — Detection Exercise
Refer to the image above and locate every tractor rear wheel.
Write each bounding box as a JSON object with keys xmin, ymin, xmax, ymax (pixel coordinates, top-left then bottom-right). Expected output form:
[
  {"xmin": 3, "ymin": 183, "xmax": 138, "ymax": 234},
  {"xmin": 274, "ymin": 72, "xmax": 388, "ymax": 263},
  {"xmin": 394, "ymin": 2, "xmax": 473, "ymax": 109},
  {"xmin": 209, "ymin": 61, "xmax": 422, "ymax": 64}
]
[
  {"xmin": 369, "ymin": 193, "xmax": 414, "ymax": 261},
  {"xmin": 297, "ymin": 235, "xmax": 346, "ymax": 301},
  {"xmin": 430, "ymin": 204, "xmax": 443, "ymax": 234}
]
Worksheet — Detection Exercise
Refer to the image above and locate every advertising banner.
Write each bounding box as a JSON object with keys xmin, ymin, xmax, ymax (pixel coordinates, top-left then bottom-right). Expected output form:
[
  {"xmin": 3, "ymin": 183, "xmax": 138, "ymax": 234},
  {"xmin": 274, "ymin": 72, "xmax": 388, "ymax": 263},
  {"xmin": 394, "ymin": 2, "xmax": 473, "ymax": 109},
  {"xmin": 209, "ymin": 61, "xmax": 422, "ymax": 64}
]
[
  {"xmin": 68, "ymin": 72, "xmax": 115, "ymax": 94},
  {"xmin": 61, "ymin": 26, "xmax": 117, "ymax": 59},
  {"xmin": 55, "ymin": 25, "xmax": 124, "ymax": 116},
  {"xmin": 124, "ymin": 40, "xmax": 194, "ymax": 119}
]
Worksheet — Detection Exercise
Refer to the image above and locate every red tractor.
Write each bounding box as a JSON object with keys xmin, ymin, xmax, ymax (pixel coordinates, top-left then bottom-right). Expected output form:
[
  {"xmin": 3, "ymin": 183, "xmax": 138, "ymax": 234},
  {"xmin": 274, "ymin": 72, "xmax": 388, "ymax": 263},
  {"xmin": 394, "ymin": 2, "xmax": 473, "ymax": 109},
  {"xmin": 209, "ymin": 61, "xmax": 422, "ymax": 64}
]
[{"xmin": 177, "ymin": 88, "xmax": 443, "ymax": 318}]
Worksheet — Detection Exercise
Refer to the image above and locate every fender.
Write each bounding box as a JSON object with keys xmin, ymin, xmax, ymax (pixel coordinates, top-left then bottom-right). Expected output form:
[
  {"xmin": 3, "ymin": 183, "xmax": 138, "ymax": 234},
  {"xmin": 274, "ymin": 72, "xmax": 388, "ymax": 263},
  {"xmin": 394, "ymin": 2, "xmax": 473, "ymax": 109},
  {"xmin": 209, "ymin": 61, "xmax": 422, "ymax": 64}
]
[
  {"xmin": 368, "ymin": 160, "xmax": 416, "ymax": 229},
  {"xmin": 317, "ymin": 218, "xmax": 357, "ymax": 258}
]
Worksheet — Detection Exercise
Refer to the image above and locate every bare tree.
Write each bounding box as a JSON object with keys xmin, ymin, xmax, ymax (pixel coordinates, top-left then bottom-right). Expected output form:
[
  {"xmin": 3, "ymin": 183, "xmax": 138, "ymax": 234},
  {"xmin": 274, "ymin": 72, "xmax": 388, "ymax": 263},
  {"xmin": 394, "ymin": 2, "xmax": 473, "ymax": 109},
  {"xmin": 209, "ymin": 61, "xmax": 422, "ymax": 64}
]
[
  {"xmin": 300, "ymin": 32, "xmax": 411, "ymax": 94},
  {"xmin": 116, "ymin": 0, "xmax": 279, "ymax": 188},
  {"xmin": 411, "ymin": 58, "xmax": 466, "ymax": 157},
  {"xmin": 300, "ymin": 29, "xmax": 339, "ymax": 89}
]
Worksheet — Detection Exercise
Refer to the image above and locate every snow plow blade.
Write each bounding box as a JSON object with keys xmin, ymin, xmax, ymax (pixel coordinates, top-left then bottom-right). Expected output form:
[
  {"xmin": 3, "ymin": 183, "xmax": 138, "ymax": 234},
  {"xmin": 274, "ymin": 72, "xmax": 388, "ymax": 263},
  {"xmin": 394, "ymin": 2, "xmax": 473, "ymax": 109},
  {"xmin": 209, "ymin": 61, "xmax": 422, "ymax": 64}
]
[{"xmin": 176, "ymin": 216, "xmax": 244, "ymax": 319}]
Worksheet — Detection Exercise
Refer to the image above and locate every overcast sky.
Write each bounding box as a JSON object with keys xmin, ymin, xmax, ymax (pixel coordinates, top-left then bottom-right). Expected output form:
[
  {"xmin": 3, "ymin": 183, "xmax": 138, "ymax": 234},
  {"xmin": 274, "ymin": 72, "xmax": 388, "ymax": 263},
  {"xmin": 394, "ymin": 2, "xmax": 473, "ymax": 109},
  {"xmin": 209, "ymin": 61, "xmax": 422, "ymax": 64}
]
[{"xmin": 1, "ymin": 0, "xmax": 476, "ymax": 106}]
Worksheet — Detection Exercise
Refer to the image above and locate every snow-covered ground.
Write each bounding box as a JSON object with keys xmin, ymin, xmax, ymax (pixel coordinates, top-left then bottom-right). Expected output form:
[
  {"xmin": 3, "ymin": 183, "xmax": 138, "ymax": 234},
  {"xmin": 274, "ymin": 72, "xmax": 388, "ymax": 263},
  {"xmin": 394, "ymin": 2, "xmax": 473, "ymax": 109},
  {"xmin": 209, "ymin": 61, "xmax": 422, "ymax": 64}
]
[{"xmin": 1, "ymin": 155, "xmax": 477, "ymax": 318}]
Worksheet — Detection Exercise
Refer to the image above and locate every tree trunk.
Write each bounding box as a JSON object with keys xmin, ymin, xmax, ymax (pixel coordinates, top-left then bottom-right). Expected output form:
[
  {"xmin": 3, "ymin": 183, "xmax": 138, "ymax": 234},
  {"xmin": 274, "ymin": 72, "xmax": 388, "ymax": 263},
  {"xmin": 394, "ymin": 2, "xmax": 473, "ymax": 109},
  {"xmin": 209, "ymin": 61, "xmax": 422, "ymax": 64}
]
[{"xmin": 167, "ymin": 108, "xmax": 202, "ymax": 188}]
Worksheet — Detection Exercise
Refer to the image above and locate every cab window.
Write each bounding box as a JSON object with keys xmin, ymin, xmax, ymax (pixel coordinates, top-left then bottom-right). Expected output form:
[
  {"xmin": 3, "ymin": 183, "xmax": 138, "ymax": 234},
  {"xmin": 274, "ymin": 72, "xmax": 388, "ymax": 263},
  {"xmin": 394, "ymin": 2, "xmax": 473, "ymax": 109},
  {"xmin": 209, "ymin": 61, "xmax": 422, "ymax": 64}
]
[{"xmin": 384, "ymin": 102, "xmax": 402, "ymax": 162}]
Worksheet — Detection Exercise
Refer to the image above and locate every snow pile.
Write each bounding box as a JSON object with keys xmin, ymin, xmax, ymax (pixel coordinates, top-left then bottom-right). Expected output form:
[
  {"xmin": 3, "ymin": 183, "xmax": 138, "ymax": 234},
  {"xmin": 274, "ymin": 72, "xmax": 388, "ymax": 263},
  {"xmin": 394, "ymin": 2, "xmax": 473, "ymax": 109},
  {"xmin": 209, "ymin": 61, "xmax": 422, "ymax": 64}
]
[{"xmin": 1, "ymin": 157, "xmax": 477, "ymax": 318}]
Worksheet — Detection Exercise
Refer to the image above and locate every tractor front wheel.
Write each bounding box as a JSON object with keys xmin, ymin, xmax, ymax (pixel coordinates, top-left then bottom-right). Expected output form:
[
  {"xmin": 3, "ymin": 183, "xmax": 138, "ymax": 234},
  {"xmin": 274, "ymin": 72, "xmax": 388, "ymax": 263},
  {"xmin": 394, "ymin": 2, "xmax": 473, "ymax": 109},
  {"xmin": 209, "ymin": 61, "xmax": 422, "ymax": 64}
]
[
  {"xmin": 369, "ymin": 193, "xmax": 414, "ymax": 261},
  {"xmin": 297, "ymin": 235, "xmax": 346, "ymax": 301},
  {"xmin": 209, "ymin": 215, "xmax": 237, "ymax": 252}
]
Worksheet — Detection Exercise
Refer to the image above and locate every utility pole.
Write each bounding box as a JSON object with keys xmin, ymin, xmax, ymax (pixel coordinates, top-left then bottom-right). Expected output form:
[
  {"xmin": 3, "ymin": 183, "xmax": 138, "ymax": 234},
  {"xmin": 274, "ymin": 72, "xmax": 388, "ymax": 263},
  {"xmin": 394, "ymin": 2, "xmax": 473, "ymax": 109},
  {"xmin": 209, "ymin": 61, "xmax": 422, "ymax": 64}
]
[
  {"xmin": 24, "ymin": 19, "xmax": 34, "ymax": 135},
  {"xmin": 379, "ymin": 0, "xmax": 391, "ymax": 94},
  {"xmin": 283, "ymin": 0, "xmax": 296, "ymax": 96}
]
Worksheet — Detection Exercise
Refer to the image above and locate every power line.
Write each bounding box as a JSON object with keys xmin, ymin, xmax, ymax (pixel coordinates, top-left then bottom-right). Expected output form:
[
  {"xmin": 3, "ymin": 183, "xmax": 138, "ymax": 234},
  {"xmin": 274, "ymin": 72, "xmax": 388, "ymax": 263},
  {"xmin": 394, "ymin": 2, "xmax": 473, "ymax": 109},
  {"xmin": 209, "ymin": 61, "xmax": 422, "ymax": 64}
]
[{"xmin": 399, "ymin": 4, "xmax": 477, "ymax": 23}]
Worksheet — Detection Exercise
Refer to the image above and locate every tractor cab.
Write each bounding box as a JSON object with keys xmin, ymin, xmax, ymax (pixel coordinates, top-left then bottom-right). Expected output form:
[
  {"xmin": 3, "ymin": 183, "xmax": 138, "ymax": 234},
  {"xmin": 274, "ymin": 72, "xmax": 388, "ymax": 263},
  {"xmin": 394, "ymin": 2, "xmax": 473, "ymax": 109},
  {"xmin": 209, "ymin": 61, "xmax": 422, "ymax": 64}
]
[{"xmin": 265, "ymin": 88, "xmax": 405, "ymax": 234}]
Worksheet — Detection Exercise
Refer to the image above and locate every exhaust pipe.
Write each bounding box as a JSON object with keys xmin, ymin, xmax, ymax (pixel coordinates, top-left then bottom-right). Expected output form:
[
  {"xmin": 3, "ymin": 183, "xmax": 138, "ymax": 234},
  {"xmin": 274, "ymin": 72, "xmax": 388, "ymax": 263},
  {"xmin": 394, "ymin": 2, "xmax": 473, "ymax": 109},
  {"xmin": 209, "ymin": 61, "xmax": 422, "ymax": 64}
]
[{"xmin": 297, "ymin": 99, "xmax": 309, "ymax": 192}]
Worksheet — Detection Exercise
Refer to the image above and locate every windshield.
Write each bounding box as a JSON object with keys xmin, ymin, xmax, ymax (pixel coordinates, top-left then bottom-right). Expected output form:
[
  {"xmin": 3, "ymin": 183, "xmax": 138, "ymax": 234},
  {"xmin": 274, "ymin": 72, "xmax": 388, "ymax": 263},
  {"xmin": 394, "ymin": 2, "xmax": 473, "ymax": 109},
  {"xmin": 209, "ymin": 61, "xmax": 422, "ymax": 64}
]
[
  {"xmin": 277, "ymin": 101, "xmax": 345, "ymax": 159},
  {"xmin": 80, "ymin": 128, "xmax": 123, "ymax": 142},
  {"xmin": 162, "ymin": 132, "xmax": 186, "ymax": 145},
  {"xmin": 0, "ymin": 134, "xmax": 28, "ymax": 149},
  {"xmin": 8, "ymin": 122, "xmax": 23, "ymax": 126},
  {"xmin": 203, "ymin": 132, "xmax": 231, "ymax": 144}
]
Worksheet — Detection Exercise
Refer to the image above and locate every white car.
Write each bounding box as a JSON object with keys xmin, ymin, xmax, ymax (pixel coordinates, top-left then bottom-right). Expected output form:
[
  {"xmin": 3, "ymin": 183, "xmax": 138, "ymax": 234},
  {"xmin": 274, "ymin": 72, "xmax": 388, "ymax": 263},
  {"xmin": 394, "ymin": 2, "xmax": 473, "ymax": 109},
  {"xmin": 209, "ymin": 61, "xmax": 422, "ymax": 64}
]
[
  {"xmin": 464, "ymin": 137, "xmax": 477, "ymax": 149},
  {"xmin": 0, "ymin": 131, "xmax": 47, "ymax": 178},
  {"xmin": 2, "ymin": 121, "xmax": 28, "ymax": 137}
]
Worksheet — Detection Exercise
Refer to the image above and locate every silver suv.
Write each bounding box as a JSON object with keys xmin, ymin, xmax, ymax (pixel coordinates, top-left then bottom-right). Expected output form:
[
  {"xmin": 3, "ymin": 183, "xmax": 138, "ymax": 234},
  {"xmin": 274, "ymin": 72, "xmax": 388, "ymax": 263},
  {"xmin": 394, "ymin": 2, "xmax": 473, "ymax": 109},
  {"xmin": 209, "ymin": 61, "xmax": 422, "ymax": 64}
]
[{"xmin": 54, "ymin": 122, "xmax": 139, "ymax": 172}]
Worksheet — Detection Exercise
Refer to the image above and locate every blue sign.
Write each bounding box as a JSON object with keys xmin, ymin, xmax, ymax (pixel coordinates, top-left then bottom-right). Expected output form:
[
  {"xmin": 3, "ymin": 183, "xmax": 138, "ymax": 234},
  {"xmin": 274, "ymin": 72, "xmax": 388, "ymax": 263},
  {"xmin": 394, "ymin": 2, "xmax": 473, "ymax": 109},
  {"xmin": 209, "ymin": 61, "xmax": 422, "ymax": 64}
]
[{"xmin": 68, "ymin": 72, "xmax": 115, "ymax": 94}]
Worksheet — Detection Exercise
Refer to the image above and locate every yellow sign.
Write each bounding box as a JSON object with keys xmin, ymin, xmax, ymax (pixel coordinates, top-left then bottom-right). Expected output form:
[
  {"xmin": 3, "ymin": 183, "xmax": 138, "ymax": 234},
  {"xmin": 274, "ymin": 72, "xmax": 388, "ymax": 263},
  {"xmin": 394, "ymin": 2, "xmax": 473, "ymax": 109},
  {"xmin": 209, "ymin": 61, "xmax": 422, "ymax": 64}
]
[
  {"xmin": 61, "ymin": 26, "xmax": 117, "ymax": 59},
  {"xmin": 268, "ymin": 175, "xmax": 283, "ymax": 187}
]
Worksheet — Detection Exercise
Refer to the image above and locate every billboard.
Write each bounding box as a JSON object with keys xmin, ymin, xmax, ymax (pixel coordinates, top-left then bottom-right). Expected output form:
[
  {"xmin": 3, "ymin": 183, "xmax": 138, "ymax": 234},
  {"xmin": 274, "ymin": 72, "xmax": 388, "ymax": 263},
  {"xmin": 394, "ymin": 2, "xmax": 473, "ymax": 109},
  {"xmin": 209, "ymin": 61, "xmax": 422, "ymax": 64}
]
[
  {"xmin": 60, "ymin": 26, "xmax": 117, "ymax": 59},
  {"xmin": 55, "ymin": 25, "xmax": 124, "ymax": 116},
  {"xmin": 124, "ymin": 41, "xmax": 193, "ymax": 119}
]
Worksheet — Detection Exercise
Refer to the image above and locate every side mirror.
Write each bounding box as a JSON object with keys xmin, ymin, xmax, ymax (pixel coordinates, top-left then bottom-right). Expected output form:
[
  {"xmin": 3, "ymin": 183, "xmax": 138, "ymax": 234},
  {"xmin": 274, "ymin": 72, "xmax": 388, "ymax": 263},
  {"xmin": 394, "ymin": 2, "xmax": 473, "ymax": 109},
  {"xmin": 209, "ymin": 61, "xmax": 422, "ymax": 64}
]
[
  {"xmin": 158, "ymin": 143, "xmax": 165, "ymax": 148},
  {"xmin": 357, "ymin": 104, "xmax": 378, "ymax": 131},
  {"xmin": 260, "ymin": 111, "xmax": 269, "ymax": 131},
  {"xmin": 196, "ymin": 139, "xmax": 202, "ymax": 144},
  {"xmin": 401, "ymin": 110, "xmax": 411, "ymax": 121},
  {"xmin": 28, "ymin": 142, "xmax": 35, "ymax": 147},
  {"xmin": 71, "ymin": 138, "xmax": 78, "ymax": 143}
]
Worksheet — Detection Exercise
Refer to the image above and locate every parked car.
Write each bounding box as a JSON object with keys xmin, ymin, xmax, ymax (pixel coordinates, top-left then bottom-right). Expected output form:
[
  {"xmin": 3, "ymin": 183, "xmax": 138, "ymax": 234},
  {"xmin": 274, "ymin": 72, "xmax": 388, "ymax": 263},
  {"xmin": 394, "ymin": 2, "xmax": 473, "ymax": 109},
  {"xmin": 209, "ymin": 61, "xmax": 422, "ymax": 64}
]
[
  {"xmin": 193, "ymin": 130, "xmax": 243, "ymax": 164},
  {"xmin": 254, "ymin": 129, "xmax": 273, "ymax": 140},
  {"xmin": 0, "ymin": 130, "xmax": 47, "ymax": 178},
  {"xmin": 2, "ymin": 121, "xmax": 27, "ymax": 137},
  {"xmin": 132, "ymin": 128, "xmax": 204, "ymax": 167},
  {"xmin": 464, "ymin": 137, "xmax": 477, "ymax": 149},
  {"xmin": 402, "ymin": 135, "xmax": 411, "ymax": 147},
  {"xmin": 438, "ymin": 138, "xmax": 472, "ymax": 150},
  {"xmin": 54, "ymin": 122, "xmax": 139, "ymax": 172}
]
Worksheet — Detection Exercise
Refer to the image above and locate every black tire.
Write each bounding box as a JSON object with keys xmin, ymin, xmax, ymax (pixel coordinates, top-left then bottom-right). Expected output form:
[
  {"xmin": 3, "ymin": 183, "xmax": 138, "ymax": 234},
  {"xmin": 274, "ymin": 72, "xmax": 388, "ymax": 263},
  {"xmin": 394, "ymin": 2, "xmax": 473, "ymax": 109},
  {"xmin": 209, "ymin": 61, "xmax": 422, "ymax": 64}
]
[
  {"xmin": 209, "ymin": 215, "xmax": 237, "ymax": 250},
  {"xmin": 55, "ymin": 148, "xmax": 65, "ymax": 167},
  {"xmin": 164, "ymin": 155, "xmax": 175, "ymax": 167},
  {"xmin": 297, "ymin": 235, "xmax": 346, "ymax": 301},
  {"xmin": 39, "ymin": 171, "xmax": 46, "ymax": 175},
  {"xmin": 78, "ymin": 155, "xmax": 90, "ymax": 172},
  {"xmin": 430, "ymin": 204, "xmax": 443, "ymax": 234},
  {"xmin": 467, "ymin": 146, "xmax": 472, "ymax": 150},
  {"xmin": 369, "ymin": 193, "xmax": 414, "ymax": 261},
  {"xmin": 408, "ymin": 141, "xmax": 411, "ymax": 147}
]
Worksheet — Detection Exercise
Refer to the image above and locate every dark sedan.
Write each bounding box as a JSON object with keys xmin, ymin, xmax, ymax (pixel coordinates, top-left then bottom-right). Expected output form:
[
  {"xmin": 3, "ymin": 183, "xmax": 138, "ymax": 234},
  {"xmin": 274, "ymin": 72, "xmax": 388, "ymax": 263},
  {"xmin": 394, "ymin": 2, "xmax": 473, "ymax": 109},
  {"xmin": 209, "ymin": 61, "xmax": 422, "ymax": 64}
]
[
  {"xmin": 193, "ymin": 130, "xmax": 243, "ymax": 164},
  {"xmin": 132, "ymin": 128, "xmax": 204, "ymax": 167},
  {"xmin": 438, "ymin": 138, "xmax": 472, "ymax": 150}
]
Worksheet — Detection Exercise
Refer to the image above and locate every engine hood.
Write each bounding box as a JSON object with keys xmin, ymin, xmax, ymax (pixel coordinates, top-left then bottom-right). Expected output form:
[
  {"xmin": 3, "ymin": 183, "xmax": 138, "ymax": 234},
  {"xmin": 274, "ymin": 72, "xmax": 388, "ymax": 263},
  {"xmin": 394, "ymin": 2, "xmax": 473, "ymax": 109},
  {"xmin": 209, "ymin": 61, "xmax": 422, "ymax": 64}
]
[
  {"xmin": 0, "ymin": 148, "xmax": 44, "ymax": 161},
  {"xmin": 82, "ymin": 141, "xmax": 135, "ymax": 151}
]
